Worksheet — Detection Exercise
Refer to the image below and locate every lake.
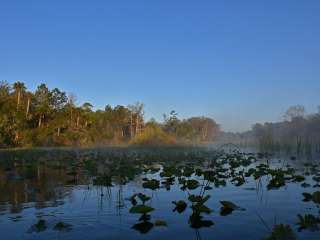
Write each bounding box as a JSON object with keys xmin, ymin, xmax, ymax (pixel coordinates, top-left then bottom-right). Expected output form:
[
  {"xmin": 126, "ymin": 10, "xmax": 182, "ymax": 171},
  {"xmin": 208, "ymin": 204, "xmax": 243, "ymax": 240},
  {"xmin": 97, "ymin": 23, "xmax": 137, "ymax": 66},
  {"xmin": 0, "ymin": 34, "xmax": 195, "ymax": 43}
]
[{"xmin": 0, "ymin": 147, "xmax": 319, "ymax": 240}]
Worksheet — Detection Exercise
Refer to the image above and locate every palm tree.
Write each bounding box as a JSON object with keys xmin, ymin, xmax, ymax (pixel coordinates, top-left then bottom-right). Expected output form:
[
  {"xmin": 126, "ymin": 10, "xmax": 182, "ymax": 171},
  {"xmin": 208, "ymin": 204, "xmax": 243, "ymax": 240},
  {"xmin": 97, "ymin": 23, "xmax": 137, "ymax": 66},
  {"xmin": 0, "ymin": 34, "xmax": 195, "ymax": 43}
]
[{"xmin": 13, "ymin": 81, "xmax": 26, "ymax": 111}]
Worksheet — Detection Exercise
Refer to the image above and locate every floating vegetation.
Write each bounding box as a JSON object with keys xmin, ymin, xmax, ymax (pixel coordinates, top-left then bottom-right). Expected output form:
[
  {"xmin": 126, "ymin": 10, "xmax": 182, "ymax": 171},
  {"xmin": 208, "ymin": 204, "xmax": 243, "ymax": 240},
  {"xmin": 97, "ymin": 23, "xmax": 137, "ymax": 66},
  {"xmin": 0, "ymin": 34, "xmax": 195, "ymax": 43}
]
[
  {"xmin": 27, "ymin": 219, "xmax": 47, "ymax": 233},
  {"xmin": 142, "ymin": 179, "xmax": 160, "ymax": 190},
  {"xmin": 183, "ymin": 179, "xmax": 200, "ymax": 190},
  {"xmin": 93, "ymin": 173, "xmax": 113, "ymax": 187},
  {"xmin": 188, "ymin": 213, "xmax": 214, "ymax": 229},
  {"xmin": 132, "ymin": 221, "xmax": 154, "ymax": 234},
  {"xmin": 297, "ymin": 214, "xmax": 320, "ymax": 232},
  {"xmin": 220, "ymin": 201, "xmax": 245, "ymax": 216},
  {"xmin": 130, "ymin": 205, "xmax": 154, "ymax": 215},
  {"xmin": 0, "ymin": 147, "xmax": 320, "ymax": 239},
  {"xmin": 172, "ymin": 200, "xmax": 188, "ymax": 213},
  {"xmin": 129, "ymin": 193, "xmax": 155, "ymax": 234},
  {"xmin": 53, "ymin": 221, "xmax": 73, "ymax": 232},
  {"xmin": 302, "ymin": 191, "xmax": 320, "ymax": 204},
  {"xmin": 265, "ymin": 224, "xmax": 296, "ymax": 240}
]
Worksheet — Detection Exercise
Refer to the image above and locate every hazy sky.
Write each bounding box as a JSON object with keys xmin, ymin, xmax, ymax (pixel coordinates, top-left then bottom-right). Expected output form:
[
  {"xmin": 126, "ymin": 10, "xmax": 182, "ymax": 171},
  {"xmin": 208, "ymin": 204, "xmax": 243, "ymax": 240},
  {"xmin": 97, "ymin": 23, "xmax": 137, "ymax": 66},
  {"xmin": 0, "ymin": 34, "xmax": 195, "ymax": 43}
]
[{"xmin": 1, "ymin": 1, "xmax": 320, "ymax": 132}]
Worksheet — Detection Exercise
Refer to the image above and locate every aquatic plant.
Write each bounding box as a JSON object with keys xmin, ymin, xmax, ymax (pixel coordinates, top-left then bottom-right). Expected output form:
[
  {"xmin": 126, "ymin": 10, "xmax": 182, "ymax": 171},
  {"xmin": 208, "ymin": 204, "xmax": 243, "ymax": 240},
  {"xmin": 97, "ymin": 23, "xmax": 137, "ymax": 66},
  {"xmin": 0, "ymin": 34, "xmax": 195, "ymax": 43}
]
[
  {"xmin": 220, "ymin": 201, "xmax": 245, "ymax": 216},
  {"xmin": 265, "ymin": 224, "xmax": 296, "ymax": 240},
  {"xmin": 302, "ymin": 191, "xmax": 320, "ymax": 204},
  {"xmin": 172, "ymin": 200, "xmax": 188, "ymax": 213},
  {"xmin": 142, "ymin": 179, "xmax": 160, "ymax": 190},
  {"xmin": 53, "ymin": 221, "xmax": 73, "ymax": 232},
  {"xmin": 93, "ymin": 173, "xmax": 113, "ymax": 187},
  {"xmin": 297, "ymin": 214, "xmax": 320, "ymax": 232},
  {"xmin": 27, "ymin": 219, "xmax": 47, "ymax": 233},
  {"xmin": 128, "ymin": 193, "xmax": 157, "ymax": 234}
]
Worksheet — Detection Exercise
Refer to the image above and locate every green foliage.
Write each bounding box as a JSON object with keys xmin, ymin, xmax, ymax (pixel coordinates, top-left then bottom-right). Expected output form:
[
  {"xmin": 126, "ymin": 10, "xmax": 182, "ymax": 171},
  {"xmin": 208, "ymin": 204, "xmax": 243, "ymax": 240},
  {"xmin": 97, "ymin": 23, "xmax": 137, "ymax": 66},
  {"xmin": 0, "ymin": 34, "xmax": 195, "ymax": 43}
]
[
  {"xmin": 220, "ymin": 201, "xmax": 245, "ymax": 216},
  {"xmin": 0, "ymin": 81, "xmax": 220, "ymax": 148},
  {"xmin": 53, "ymin": 222, "xmax": 73, "ymax": 232},
  {"xmin": 27, "ymin": 220, "xmax": 47, "ymax": 233},
  {"xmin": 142, "ymin": 179, "xmax": 160, "ymax": 190},
  {"xmin": 129, "ymin": 205, "xmax": 154, "ymax": 214},
  {"xmin": 131, "ymin": 122, "xmax": 176, "ymax": 145},
  {"xmin": 172, "ymin": 200, "xmax": 188, "ymax": 213},
  {"xmin": 297, "ymin": 214, "xmax": 320, "ymax": 232},
  {"xmin": 265, "ymin": 224, "xmax": 296, "ymax": 240}
]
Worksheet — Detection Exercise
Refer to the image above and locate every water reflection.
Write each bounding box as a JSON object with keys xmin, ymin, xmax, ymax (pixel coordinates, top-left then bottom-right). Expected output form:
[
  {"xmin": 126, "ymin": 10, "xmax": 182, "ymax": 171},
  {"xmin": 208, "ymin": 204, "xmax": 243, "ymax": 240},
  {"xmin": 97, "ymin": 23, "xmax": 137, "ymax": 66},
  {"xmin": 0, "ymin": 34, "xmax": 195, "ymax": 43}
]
[
  {"xmin": 0, "ymin": 147, "xmax": 319, "ymax": 240},
  {"xmin": 0, "ymin": 165, "xmax": 73, "ymax": 214}
]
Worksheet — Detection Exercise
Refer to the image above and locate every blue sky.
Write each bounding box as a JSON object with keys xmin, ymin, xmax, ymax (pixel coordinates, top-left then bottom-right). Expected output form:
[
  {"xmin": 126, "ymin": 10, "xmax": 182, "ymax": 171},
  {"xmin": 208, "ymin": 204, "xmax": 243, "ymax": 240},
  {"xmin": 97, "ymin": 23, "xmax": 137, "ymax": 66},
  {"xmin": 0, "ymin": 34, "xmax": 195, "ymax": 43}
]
[{"xmin": 1, "ymin": 1, "xmax": 320, "ymax": 132}]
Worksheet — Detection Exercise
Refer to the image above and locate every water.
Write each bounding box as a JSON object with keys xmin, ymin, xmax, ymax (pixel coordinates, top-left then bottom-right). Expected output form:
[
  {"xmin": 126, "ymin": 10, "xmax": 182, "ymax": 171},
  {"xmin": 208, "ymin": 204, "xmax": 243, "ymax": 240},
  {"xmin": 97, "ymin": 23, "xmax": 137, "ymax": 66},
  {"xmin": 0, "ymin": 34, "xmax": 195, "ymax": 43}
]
[{"xmin": 0, "ymin": 147, "xmax": 319, "ymax": 240}]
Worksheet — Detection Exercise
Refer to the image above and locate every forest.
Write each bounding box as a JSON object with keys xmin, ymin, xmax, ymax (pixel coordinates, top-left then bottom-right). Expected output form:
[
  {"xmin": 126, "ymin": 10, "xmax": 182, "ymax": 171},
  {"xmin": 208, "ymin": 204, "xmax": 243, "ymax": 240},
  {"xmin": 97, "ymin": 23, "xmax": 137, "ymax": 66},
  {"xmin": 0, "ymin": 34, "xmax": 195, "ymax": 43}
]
[
  {"xmin": 0, "ymin": 81, "xmax": 220, "ymax": 148},
  {"xmin": 1, "ymin": 81, "xmax": 319, "ymax": 152},
  {"xmin": 221, "ymin": 105, "xmax": 320, "ymax": 154}
]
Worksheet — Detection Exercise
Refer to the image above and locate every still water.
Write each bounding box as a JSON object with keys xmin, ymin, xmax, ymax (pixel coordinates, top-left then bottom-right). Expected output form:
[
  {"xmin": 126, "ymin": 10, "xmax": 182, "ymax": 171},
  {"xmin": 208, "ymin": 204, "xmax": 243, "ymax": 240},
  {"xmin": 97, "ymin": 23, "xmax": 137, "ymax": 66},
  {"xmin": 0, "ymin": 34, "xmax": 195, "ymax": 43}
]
[{"xmin": 0, "ymin": 147, "xmax": 319, "ymax": 240}]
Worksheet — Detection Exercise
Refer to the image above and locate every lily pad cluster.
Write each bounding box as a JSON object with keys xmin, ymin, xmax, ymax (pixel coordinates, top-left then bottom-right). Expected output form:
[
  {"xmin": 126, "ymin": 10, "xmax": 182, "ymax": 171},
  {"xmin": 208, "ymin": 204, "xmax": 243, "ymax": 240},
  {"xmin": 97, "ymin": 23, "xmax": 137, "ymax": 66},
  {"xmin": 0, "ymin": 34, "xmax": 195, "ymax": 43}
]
[{"xmin": 128, "ymin": 193, "xmax": 166, "ymax": 234}]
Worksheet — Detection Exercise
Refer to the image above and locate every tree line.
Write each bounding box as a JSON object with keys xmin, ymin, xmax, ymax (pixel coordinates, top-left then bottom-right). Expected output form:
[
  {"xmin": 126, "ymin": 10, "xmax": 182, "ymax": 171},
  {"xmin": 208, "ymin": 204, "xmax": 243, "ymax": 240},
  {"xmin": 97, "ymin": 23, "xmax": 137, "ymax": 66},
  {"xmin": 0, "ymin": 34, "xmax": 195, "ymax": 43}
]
[
  {"xmin": 220, "ymin": 105, "xmax": 320, "ymax": 155},
  {"xmin": 0, "ymin": 81, "xmax": 220, "ymax": 148}
]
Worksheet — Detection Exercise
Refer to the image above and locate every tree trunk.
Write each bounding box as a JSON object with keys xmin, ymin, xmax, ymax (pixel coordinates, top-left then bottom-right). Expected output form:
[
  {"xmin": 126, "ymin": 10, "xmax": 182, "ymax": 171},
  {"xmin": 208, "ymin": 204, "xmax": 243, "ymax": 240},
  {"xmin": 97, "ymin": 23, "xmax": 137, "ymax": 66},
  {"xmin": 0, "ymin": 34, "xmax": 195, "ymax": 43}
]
[
  {"xmin": 130, "ymin": 113, "xmax": 133, "ymax": 139},
  {"xmin": 57, "ymin": 127, "xmax": 60, "ymax": 137},
  {"xmin": 26, "ymin": 97, "xmax": 30, "ymax": 118},
  {"xmin": 16, "ymin": 91, "xmax": 21, "ymax": 111},
  {"xmin": 135, "ymin": 115, "xmax": 139, "ymax": 136},
  {"xmin": 14, "ymin": 132, "xmax": 19, "ymax": 142},
  {"xmin": 38, "ymin": 115, "xmax": 43, "ymax": 128},
  {"xmin": 70, "ymin": 108, "xmax": 73, "ymax": 126}
]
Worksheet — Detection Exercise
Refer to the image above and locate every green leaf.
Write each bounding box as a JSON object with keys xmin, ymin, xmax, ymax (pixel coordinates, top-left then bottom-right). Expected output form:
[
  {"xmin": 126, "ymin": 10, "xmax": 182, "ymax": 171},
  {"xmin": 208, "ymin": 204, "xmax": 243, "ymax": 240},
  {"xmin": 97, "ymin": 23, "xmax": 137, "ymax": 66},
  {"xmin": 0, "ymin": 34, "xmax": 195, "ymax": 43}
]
[
  {"xmin": 129, "ymin": 205, "xmax": 154, "ymax": 214},
  {"xmin": 137, "ymin": 193, "xmax": 151, "ymax": 203},
  {"xmin": 172, "ymin": 200, "xmax": 187, "ymax": 213},
  {"xmin": 312, "ymin": 191, "xmax": 320, "ymax": 204},
  {"xmin": 265, "ymin": 224, "xmax": 296, "ymax": 240},
  {"xmin": 188, "ymin": 195, "xmax": 210, "ymax": 204},
  {"xmin": 185, "ymin": 180, "xmax": 200, "ymax": 190},
  {"xmin": 297, "ymin": 214, "xmax": 320, "ymax": 232},
  {"xmin": 220, "ymin": 201, "xmax": 244, "ymax": 211},
  {"xmin": 191, "ymin": 204, "xmax": 212, "ymax": 214},
  {"xmin": 142, "ymin": 179, "xmax": 160, "ymax": 190}
]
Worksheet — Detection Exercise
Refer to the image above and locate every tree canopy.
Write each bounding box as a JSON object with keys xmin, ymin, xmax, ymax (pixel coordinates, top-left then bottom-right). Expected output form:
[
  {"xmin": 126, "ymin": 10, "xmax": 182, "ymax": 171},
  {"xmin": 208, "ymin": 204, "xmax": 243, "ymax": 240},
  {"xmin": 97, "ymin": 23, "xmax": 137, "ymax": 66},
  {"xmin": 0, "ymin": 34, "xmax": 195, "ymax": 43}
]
[{"xmin": 0, "ymin": 81, "xmax": 220, "ymax": 148}]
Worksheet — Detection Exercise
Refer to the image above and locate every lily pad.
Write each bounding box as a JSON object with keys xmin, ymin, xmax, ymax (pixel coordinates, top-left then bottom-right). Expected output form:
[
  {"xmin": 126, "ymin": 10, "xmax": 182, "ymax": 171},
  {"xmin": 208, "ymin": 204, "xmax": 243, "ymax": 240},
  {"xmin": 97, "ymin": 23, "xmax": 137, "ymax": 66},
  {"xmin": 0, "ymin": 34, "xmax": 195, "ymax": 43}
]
[
  {"xmin": 132, "ymin": 221, "xmax": 154, "ymax": 234},
  {"xmin": 302, "ymin": 191, "xmax": 320, "ymax": 204},
  {"xmin": 188, "ymin": 213, "xmax": 214, "ymax": 229},
  {"xmin": 312, "ymin": 191, "xmax": 320, "ymax": 204},
  {"xmin": 302, "ymin": 192, "xmax": 313, "ymax": 202},
  {"xmin": 130, "ymin": 205, "xmax": 154, "ymax": 214},
  {"xmin": 142, "ymin": 179, "xmax": 160, "ymax": 190},
  {"xmin": 137, "ymin": 193, "xmax": 151, "ymax": 203},
  {"xmin": 185, "ymin": 179, "xmax": 200, "ymax": 190},
  {"xmin": 127, "ymin": 194, "xmax": 138, "ymax": 205},
  {"xmin": 172, "ymin": 200, "xmax": 187, "ymax": 213},
  {"xmin": 53, "ymin": 221, "xmax": 73, "ymax": 232},
  {"xmin": 191, "ymin": 204, "xmax": 212, "ymax": 214},
  {"xmin": 27, "ymin": 219, "xmax": 47, "ymax": 233},
  {"xmin": 220, "ymin": 201, "xmax": 245, "ymax": 216},
  {"xmin": 188, "ymin": 195, "xmax": 210, "ymax": 204},
  {"xmin": 220, "ymin": 201, "xmax": 244, "ymax": 211}
]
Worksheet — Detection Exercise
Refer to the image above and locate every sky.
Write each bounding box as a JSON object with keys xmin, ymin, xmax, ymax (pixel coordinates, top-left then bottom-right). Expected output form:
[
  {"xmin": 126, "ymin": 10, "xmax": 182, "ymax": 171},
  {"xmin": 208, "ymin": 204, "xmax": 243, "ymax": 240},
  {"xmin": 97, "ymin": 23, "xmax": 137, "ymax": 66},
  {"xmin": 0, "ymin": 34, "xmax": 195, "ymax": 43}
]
[{"xmin": 1, "ymin": 1, "xmax": 320, "ymax": 132}]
